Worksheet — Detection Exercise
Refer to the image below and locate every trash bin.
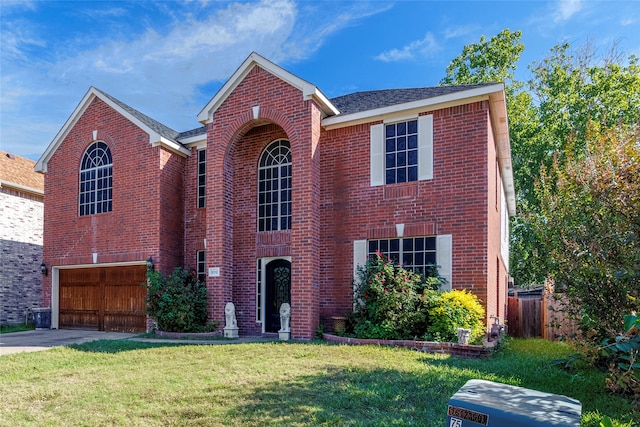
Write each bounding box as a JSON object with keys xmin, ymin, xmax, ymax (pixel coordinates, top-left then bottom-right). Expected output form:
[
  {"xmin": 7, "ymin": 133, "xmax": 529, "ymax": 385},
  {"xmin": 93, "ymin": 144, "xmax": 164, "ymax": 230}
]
[
  {"xmin": 447, "ymin": 379, "xmax": 581, "ymax": 427},
  {"xmin": 32, "ymin": 308, "xmax": 51, "ymax": 329}
]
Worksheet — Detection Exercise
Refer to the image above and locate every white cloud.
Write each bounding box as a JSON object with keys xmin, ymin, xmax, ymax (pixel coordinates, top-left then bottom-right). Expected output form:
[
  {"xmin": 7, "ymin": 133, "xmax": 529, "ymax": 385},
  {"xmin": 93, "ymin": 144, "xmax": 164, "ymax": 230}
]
[
  {"xmin": 554, "ymin": 0, "xmax": 583, "ymax": 22},
  {"xmin": 620, "ymin": 17, "xmax": 636, "ymax": 26},
  {"xmin": 375, "ymin": 33, "xmax": 440, "ymax": 62},
  {"xmin": 444, "ymin": 25, "xmax": 478, "ymax": 39},
  {"xmin": 1, "ymin": 0, "xmax": 384, "ymax": 159}
]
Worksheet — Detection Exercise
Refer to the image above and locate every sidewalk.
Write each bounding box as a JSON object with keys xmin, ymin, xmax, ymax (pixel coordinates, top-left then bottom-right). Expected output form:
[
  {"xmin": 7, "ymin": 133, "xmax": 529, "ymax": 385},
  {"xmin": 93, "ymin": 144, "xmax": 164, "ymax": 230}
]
[{"xmin": 0, "ymin": 329, "xmax": 278, "ymax": 356}]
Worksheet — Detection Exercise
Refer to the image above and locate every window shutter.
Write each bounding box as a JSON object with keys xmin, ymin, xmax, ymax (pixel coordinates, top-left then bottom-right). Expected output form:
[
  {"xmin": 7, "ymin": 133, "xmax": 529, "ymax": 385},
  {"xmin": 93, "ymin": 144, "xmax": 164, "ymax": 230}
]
[
  {"xmin": 353, "ymin": 240, "xmax": 368, "ymax": 309},
  {"xmin": 436, "ymin": 234, "xmax": 452, "ymax": 291},
  {"xmin": 370, "ymin": 124, "xmax": 384, "ymax": 186},
  {"xmin": 418, "ymin": 115, "xmax": 433, "ymax": 181},
  {"xmin": 353, "ymin": 240, "xmax": 368, "ymax": 279}
]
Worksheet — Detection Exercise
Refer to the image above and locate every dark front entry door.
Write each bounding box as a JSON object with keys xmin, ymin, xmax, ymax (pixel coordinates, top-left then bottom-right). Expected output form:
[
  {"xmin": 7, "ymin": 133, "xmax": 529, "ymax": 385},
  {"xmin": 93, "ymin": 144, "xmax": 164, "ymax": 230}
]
[{"xmin": 265, "ymin": 259, "xmax": 291, "ymax": 333}]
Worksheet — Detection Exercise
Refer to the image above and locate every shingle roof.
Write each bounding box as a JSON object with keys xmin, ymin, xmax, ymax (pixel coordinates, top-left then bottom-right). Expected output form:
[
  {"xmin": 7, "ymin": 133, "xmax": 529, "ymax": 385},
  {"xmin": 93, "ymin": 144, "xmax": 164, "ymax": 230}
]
[
  {"xmin": 0, "ymin": 151, "xmax": 44, "ymax": 192},
  {"xmin": 329, "ymin": 83, "xmax": 499, "ymax": 115},
  {"xmin": 93, "ymin": 87, "xmax": 181, "ymax": 142},
  {"xmin": 177, "ymin": 126, "xmax": 206, "ymax": 140},
  {"xmin": 92, "ymin": 83, "xmax": 500, "ymax": 147}
]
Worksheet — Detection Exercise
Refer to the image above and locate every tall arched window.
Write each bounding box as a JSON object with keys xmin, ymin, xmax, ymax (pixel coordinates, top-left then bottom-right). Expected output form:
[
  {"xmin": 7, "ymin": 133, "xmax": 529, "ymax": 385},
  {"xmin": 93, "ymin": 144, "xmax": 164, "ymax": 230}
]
[
  {"xmin": 258, "ymin": 139, "xmax": 291, "ymax": 231},
  {"xmin": 79, "ymin": 141, "xmax": 113, "ymax": 216}
]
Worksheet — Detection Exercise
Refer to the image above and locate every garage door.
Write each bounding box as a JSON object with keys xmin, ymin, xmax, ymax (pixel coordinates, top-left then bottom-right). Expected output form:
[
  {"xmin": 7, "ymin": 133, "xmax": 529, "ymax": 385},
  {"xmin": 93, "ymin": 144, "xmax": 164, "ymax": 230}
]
[{"xmin": 59, "ymin": 265, "xmax": 147, "ymax": 332}]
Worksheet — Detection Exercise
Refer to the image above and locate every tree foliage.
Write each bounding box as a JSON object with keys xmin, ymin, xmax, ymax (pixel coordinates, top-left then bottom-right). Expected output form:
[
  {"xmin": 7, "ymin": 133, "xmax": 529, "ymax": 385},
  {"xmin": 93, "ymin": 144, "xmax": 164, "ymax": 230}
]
[
  {"xmin": 533, "ymin": 126, "xmax": 640, "ymax": 336},
  {"xmin": 443, "ymin": 30, "xmax": 640, "ymax": 287}
]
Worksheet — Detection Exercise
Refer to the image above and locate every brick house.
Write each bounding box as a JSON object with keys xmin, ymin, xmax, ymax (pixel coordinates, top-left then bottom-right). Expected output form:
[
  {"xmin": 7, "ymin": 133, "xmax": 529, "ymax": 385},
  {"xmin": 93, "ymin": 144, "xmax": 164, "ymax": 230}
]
[
  {"xmin": 0, "ymin": 151, "xmax": 45, "ymax": 324},
  {"xmin": 35, "ymin": 53, "xmax": 515, "ymax": 339}
]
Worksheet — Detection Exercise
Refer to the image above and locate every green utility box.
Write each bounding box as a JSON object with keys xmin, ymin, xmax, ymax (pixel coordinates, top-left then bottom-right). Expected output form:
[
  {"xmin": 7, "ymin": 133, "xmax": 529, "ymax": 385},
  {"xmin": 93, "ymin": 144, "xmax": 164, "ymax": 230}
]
[{"xmin": 447, "ymin": 379, "xmax": 581, "ymax": 427}]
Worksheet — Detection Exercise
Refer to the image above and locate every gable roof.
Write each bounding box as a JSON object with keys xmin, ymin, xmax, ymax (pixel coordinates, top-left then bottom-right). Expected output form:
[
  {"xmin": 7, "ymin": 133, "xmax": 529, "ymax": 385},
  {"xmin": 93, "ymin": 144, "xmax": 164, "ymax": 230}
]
[
  {"xmin": 197, "ymin": 52, "xmax": 339, "ymax": 124},
  {"xmin": 35, "ymin": 87, "xmax": 190, "ymax": 173},
  {"xmin": 0, "ymin": 150, "xmax": 44, "ymax": 195}
]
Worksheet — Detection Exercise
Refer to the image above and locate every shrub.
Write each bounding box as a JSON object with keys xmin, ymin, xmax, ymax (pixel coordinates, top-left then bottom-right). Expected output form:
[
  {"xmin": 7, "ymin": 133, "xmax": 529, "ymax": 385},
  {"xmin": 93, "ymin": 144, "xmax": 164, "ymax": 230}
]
[
  {"xmin": 142, "ymin": 268, "xmax": 209, "ymax": 333},
  {"xmin": 350, "ymin": 253, "xmax": 443, "ymax": 339},
  {"xmin": 600, "ymin": 313, "xmax": 640, "ymax": 398},
  {"xmin": 423, "ymin": 289, "xmax": 486, "ymax": 344}
]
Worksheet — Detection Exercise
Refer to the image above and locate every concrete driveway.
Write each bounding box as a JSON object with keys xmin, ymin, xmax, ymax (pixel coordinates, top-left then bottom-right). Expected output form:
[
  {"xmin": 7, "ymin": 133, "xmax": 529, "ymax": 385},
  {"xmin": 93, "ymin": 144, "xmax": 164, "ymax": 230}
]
[{"xmin": 0, "ymin": 329, "xmax": 137, "ymax": 356}]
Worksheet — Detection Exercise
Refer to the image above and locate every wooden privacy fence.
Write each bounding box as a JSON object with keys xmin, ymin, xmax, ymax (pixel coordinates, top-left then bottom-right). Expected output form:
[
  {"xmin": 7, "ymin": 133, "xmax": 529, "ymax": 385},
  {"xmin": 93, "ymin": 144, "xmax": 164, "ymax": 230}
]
[{"xmin": 507, "ymin": 292, "xmax": 579, "ymax": 340}]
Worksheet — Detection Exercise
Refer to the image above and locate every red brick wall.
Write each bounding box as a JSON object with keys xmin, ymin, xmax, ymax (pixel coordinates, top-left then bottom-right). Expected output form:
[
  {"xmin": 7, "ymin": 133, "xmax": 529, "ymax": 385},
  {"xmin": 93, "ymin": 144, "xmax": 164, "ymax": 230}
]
[
  {"xmin": 319, "ymin": 101, "xmax": 496, "ymax": 329},
  {"xmin": 46, "ymin": 77, "xmax": 505, "ymax": 338},
  {"xmin": 183, "ymin": 146, "xmax": 207, "ymax": 272},
  {"xmin": 42, "ymin": 97, "xmax": 185, "ymax": 304},
  {"xmin": 205, "ymin": 66, "xmax": 323, "ymax": 339}
]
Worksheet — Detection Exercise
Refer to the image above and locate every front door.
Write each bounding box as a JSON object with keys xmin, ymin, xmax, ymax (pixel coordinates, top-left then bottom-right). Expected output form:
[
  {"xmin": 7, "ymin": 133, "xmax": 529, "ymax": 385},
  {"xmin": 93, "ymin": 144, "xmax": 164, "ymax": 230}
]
[{"xmin": 265, "ymin": 259, "xmax": 291, "ymax": 333}]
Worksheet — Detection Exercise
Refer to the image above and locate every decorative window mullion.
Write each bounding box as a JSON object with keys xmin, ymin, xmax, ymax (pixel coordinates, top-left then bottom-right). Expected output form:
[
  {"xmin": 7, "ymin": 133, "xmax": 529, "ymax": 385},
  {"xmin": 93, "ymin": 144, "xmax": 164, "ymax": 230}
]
[
  {"xmin": 258, "ymin": 140, "xmax": 292, "ymax": 231},
  {"xmin": 79, "ymin": 141, "xmax": 113, "ymax": 216}
]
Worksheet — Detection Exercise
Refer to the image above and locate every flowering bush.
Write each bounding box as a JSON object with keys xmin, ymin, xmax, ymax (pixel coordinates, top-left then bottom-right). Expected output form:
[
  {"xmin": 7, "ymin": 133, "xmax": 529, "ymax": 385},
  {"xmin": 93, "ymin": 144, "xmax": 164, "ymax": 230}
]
[
  {"xmin": 349, "ymin": 253, "xmax": 443, "ymax": 339},
  {"xmin": 422, "ymin": 289, "xmax": 485, "ymax": 343},
  {"xmin": 143, "ymin": 268, "xmax": 209, "ymax": 333}
]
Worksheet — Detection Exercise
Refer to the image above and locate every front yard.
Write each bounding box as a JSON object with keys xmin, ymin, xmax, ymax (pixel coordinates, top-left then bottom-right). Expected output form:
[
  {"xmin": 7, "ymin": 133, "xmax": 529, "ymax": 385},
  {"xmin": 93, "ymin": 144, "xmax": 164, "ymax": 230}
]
[{"xmin": 0, "ymin": 338, "xmax": 637, "ymax": 426}]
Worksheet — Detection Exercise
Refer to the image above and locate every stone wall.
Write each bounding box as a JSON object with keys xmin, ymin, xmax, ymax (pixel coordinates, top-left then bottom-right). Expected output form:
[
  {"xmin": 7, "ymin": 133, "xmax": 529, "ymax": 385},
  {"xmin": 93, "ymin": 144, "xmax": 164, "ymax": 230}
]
[{"xmin": 0, "ymin": 188, "xmax": 44, "ymax": 324}]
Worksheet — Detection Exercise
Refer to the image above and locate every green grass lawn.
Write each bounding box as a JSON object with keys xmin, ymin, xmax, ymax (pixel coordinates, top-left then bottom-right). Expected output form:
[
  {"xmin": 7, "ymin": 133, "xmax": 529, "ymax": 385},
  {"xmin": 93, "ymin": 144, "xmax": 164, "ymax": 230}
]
[
  {"xmin": 0, "ymin": 338, "xmax": 637, "ymax": 426},
  {"xmin": 0, "ymin": 323, "xmax": 35, "ymax": 334}
]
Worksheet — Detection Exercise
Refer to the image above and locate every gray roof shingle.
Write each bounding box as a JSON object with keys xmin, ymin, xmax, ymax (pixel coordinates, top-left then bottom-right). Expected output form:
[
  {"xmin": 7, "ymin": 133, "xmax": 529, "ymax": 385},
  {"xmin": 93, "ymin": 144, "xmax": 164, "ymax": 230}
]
[
  {"xmin": 93, "ymin": 83, "xmax": 499, "ymax": 145},
  {"xmin": 93, "ymin": 87, "xmax": 181, "ymax": 142},
  {"xmin": 329, "ymin": 83, "xmax": 498, "ymax": 115}
]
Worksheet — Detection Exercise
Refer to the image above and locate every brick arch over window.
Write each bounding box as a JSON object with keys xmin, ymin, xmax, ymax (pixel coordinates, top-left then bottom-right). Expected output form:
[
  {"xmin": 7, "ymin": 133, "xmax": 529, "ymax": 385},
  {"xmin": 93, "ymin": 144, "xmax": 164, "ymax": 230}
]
[
  {"xmin": 79, "ymin": 140, "xmax": 113, "ymax": 216},
  {"xmin": 220, "ymin": 106, "xmax": 300, "ymax": 160}
]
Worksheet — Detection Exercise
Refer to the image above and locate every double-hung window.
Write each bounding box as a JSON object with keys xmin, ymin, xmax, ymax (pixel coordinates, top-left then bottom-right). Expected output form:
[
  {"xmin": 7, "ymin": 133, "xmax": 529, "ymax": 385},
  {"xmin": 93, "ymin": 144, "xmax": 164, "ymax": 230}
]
[
  {"xmin": 370, "ymin": 115, "xmax": 433, "ymax": 186},
  {"xmin": 79, "ymin": 141, "xmax": 113, "ymax": 216}
]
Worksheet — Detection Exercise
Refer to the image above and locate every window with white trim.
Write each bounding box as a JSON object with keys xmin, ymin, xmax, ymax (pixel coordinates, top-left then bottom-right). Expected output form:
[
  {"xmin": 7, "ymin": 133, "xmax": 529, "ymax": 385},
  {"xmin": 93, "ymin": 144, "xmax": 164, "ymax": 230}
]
[
  {"xmin": 368, "ymin": 237, "xmax": 436, "ymax": 276},
  {"xmin": 197, "ymin": 149, "xmax": 206, "ymax": 208},
  {"xmin": 79, "ymin": 141, "xmax": 113, "ymax": 216},
  {"xmin": 370, "ymin": 114, "xmax": 433, "ymax": 186},
  {"xmin": 385, "ymin": 119, "xmax": 418, "ymax": 184},
  {"xmin": 258, "ymin": 139, "xmax": 292, "ymax": 231},
  {"xmin": 355, "ymin": 234, "xmax": 452, "ymax": 291},
  {"xmin": 196, "ymin": 250, "xmax": 206, "ymax": 283}
]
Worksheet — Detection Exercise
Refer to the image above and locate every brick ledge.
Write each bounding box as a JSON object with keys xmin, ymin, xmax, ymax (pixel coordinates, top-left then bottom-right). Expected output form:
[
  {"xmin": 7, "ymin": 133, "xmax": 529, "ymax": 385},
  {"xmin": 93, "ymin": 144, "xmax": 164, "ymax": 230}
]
[{"xmin": 323, "ymin": 333, "xmax": 498, "ymax": 358}]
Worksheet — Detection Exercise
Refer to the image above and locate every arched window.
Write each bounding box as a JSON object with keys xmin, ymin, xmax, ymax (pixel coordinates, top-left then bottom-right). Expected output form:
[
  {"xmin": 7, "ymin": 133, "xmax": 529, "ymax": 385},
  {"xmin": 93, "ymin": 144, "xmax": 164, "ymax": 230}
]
[
  {"xmin": 258, "ymin": 140, "xmax": 291, "ymax": 231},
  {"xmin": 79, "ymin": 141, "xmax": 113, "ymax": 216}
]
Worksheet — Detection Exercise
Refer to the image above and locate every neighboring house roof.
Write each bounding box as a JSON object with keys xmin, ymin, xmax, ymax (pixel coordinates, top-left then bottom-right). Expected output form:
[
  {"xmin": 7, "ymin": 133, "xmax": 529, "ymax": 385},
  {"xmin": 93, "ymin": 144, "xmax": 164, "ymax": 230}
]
[{"xmin": 0, "ymin": 151, "xmax": 44, "ymax": 196}]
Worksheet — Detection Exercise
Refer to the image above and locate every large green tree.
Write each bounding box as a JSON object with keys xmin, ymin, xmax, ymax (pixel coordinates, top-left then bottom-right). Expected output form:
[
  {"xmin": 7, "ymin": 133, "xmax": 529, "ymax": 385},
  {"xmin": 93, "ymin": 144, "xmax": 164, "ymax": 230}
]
[
  {"xmin": 442, "ymin": 31, "xmax": 640, "ymax": 287},
  {"xmin": 534, "ymin": 125, "xmax": 640, "ymax": 335}
]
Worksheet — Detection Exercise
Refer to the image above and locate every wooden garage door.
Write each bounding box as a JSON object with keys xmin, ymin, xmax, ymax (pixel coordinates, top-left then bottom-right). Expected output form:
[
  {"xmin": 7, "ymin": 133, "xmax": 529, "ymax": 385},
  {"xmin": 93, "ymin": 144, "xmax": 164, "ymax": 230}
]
[{"xmin": 59, "ymin": 265, "xmax": 147, "ymax": 332}]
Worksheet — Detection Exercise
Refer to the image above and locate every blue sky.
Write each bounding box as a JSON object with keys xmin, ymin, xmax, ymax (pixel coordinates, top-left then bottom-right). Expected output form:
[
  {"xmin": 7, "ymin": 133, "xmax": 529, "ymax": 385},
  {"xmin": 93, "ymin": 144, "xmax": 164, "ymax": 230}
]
[{"xmin": 1, "ymin": 0, "xmax": 638, "ymax": 161}]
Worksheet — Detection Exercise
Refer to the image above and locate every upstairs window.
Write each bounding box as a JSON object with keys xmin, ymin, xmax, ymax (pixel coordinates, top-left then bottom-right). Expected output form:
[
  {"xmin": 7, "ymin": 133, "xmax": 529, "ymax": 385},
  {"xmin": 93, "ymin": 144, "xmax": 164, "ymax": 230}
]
[
  {"xmin": 197, "ymin": 149, "xmax": 206, "ymax": 208},
  {"xmin": 370, "ymin": 115, "xmax": 433, "ymax": 186},
  {"xmin": 385, "ymin": 119, "xmax": 418, "ymax": 184},
  {"xmin": 79, "ymin": 141, "xmax": 112, "ymax": 216},
  {"xmin": 258, "ymin": 139, "xmax": 292, "ymax": 231}
]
